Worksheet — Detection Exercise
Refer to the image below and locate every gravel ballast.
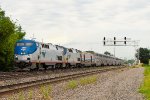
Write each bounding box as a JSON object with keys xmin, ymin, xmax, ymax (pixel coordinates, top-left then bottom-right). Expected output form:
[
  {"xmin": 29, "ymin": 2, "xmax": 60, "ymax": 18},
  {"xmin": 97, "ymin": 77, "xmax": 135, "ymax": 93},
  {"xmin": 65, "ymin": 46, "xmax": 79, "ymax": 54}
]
[
  {"xmin": 0, "ymin": 67, "xmax": 115, "ymax": 86},
  {"xmin": 0, "ymin": 67, "xmax": 144, "ymax": 100},
  {"xmin": 52, "ymin": 67, "xmax": 144, "ymax": 100}
]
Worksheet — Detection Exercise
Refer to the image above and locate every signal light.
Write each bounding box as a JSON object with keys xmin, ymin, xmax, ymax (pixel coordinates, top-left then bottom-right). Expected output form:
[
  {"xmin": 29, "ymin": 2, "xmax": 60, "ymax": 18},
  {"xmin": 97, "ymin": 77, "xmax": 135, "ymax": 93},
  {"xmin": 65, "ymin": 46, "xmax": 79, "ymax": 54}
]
[
  {"xmin": 104, "ymin": 37, "xmax": 106, "ymax": 40},
  {"xmin": 104, "ymin": 41, "xmax": 105, "ymax": 45},
  {"xmin": 124, "ymin": 37, "xmax": 126, "ymax": 40},
  {"xmin": 124, "ymin": 37, "xmax": 126, "ymax": 44},
  {"xmin": 124, "ymin": 41, "xmax": 126, "ymax": 44},
  {"xmin": 114, "ymin": 37, "xmax": 116, "ymax": 45},
  {"xmin": 114, "ymin": 41, "xmax": 116, "ymax": 45},
  {"xmin": 114, "ymin": 37, "xmax": 116, "ymax": 40},
  {"xmin": 103, "ymin": 37, "xmax": 106, "ymax": 45}
]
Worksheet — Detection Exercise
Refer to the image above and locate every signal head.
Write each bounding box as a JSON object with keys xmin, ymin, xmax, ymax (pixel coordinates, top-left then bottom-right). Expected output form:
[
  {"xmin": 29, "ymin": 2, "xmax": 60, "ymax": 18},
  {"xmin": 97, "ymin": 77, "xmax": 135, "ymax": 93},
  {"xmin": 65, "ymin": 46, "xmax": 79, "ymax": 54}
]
[
  {"xmin": 124, "ymin": 37, "xmax": 126, "ymax": 40},
  {"xmin": 114, "ymin": 37, "xmax": 116, "ymax": 40},
  {"xmin": 104, "ymin": 37, "xmax": 106, "ymax": 40}
]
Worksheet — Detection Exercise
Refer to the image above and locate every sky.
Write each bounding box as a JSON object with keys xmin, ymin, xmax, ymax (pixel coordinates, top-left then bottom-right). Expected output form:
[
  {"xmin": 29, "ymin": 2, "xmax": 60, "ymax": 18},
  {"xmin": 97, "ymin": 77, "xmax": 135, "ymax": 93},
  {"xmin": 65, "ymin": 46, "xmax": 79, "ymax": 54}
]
[{"xmin": 0, "ymin": 0, "xmax": 150, "ymax": 59}]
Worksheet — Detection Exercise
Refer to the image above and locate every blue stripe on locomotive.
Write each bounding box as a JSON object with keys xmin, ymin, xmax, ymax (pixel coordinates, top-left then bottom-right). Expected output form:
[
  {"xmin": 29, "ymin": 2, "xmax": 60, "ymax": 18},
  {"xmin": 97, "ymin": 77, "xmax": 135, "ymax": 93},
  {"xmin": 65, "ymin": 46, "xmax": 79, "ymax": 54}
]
[{"xmin": 14, "ymin": 40, "xmax": 38, "ymax": 55}]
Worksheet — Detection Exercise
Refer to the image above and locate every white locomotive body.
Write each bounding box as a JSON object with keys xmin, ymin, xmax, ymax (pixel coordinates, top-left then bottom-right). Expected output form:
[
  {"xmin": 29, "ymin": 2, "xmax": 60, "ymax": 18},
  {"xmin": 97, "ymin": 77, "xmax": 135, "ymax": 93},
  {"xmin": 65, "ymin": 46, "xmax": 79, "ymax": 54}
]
[{"xmin": 14, "ymin": 39, "xmax": 124, "ymax": 70}]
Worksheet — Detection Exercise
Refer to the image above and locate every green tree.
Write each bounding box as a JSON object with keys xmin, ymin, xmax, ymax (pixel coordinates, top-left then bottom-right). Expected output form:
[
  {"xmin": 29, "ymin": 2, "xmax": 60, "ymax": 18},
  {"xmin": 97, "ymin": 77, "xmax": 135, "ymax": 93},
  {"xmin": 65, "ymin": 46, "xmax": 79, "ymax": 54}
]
[
  {"xmin": 136, "ymin": 48, "xmax": 150, "ymax": 64},
  {"xmin": 0, "ymin": 8, "xmax": 25, "ymax": 71},
  {"xmin": 104, "ymin": 51, "xmax": 113, "ymax": 56},
  {"xmin": 86, "ymin": 51, "xmax": 95, "ymax": 54}
]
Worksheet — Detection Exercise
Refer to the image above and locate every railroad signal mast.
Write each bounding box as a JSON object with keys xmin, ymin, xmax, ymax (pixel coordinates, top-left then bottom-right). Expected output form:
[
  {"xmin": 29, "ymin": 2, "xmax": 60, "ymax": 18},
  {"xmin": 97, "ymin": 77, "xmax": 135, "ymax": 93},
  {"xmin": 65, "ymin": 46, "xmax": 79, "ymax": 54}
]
[
  {"xmin": 103, "ymin": 37, "xmax": 139, "ymax": 46},
  {"xmin": 103, "ymin": 37, "xmax": 140, "ymax": 64},
  {"xmin": 103, "ymin": 37, "xmax": 138, "ymax": 46},
  {"xmin": 124, "ymin": 37, "xmax": 126, "ymax": 45}
]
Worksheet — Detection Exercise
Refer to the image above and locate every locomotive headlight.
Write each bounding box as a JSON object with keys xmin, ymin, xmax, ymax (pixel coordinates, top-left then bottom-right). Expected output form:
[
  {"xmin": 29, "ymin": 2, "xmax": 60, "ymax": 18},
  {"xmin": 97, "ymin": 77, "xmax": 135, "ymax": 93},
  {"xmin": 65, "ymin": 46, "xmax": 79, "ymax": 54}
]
[
  {"xmin": 15, "ymin": 55, "xmax": 18, "ymax": 60},
  {"xmin": 15, "ymin": 55, "xmax": 18, "ymax": 58},
  {"xmin": 27, "ymin": 55, "xmax": 30, "ymax": 60},
  {"xmin": 27, "ymin": 55, "xmax": 30, "ymax": 57}
]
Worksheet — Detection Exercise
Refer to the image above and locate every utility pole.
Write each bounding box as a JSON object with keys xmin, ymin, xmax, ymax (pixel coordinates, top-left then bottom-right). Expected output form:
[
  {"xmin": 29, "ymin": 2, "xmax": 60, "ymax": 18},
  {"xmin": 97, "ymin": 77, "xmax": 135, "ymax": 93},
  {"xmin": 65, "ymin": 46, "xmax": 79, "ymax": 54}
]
[
  {"xmin": 103, "ymin": 37, "xmax": 140, "ymax": 64},
  {"xmin": 114, "ymin": 46, "xmax": 116, "ymax": 57}
]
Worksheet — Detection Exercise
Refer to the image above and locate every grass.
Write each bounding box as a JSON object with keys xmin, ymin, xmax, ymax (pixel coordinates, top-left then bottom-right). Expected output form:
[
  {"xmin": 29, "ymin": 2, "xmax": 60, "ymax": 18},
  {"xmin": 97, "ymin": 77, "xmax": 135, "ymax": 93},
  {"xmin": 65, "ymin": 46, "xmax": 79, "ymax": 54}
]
[
  {"xmin": 8, "ymin": 96, "xmax": 14, "ymax": 100},
  {"xmin": 79, "ymin": 75, "xmax": 97, "ymax": 85},
  {"xmin": 18, "ymin": 91, "xmax": 25, "ymax": 100},
  {"xmin": 139, "ymin": 65, "xmax": 150, "ymax": 100},
  {"xmin": 65, "ymin": 75, "xmax": 98, "ymax": 90},
  {"xmin": 131, "ymin": 63, "xmax": 143, "ymax": 68},
  {"xmin": 66, "ymin": 80, "xmax": 78, "ymax": 89},
  {"xmin": 40, "ymin": 85, "xmax": 52, "ymax": 100},
  {"xmin": 8, "ymin": 85, "xmax": 52, "ymax": 100},
  {"xmin": 28, "ymin": 89, "xmax": 33, "ymax": 100}
]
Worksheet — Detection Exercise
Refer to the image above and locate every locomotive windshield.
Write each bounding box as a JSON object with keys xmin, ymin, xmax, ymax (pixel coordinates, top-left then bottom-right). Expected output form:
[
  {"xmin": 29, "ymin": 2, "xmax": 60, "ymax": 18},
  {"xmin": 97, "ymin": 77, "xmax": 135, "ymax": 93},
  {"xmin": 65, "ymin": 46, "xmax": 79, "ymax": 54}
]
[
  {"xmin": 16, "ymin": 43, "xmax": 24, "ymax": 46},
  {"xmin": 16, "ymin": 43, "xmax": 33, "ymax": 46},
  {"xmin": 25, "ymin": 43, "xmax": 33, "ymax": 46}
]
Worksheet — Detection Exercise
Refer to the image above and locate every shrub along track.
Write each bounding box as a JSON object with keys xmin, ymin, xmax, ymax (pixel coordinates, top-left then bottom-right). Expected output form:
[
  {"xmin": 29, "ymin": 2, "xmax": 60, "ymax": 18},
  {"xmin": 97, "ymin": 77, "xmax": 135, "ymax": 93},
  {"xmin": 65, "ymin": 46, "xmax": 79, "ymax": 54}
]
[{"xmin": 0, "ymin": 66, "xmax": 126, "ymax": 95}]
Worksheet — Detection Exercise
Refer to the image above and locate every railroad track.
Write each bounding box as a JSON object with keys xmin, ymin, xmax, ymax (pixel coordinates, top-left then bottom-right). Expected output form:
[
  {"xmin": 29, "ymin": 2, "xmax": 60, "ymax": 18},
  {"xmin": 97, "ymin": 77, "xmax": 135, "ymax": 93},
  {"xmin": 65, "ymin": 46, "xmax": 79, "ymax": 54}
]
[
  {"xmin": 0, "ymin": 67, "xmax": 109, "ymax": 81},
  {"xmin": 0, "ymin": 66, "xmax": 125, "ymax": 94}
]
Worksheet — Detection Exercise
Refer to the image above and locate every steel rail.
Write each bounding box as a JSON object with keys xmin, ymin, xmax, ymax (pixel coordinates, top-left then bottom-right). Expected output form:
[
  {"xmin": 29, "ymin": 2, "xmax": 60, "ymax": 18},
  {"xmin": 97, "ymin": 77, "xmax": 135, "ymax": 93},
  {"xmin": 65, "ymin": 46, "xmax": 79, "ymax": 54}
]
[{"xmin": 0, "ymin": 66, "xmax": 125, "ymax": 94}]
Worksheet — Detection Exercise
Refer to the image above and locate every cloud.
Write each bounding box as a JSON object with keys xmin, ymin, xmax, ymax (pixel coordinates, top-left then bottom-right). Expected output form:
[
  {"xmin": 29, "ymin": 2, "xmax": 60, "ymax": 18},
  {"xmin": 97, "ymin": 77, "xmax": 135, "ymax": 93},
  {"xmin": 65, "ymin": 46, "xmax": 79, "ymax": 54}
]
[{"xmin": 0, "ymin": 0, "xmax": 150, "ymax": 59}]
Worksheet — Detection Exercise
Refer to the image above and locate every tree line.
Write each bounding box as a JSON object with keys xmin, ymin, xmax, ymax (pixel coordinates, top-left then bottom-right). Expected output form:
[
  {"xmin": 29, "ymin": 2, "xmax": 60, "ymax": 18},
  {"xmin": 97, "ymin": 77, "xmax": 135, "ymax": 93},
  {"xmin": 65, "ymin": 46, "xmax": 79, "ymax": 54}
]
[
  {"xmin": 104, "ymin": 48, "xmax": 150, "ymax": 65},
  {"xmin": 0, "ymin": 8, "xmax": 25, "ymax": 71},
  {"xmin": 137, "ymin": 48, "xmax": 150, "ymax": 64}
]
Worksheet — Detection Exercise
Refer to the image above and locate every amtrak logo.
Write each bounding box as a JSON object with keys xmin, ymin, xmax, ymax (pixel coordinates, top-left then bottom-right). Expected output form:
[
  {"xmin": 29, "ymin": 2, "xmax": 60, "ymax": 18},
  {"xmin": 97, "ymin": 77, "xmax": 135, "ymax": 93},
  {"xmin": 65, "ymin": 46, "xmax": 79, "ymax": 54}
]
[{"xmin": 21, "ymin": 47, "xmax": 26, "ymax": 51}]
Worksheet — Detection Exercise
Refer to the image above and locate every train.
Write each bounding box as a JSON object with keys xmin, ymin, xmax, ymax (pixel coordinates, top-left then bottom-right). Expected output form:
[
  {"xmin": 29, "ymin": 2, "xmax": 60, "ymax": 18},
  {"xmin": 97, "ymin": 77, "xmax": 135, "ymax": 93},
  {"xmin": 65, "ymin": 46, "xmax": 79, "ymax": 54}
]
[{"xmin": 14, "ymin": 39, "xmax": 124, "ymax": 70}]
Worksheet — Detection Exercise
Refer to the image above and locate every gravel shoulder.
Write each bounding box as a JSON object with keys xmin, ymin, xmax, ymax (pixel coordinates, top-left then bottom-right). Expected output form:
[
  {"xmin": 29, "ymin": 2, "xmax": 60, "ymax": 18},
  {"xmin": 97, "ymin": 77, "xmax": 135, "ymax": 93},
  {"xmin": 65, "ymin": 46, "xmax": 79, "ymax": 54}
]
[{"xmin": 52, "ymin": 67, "xmax": 144, "ymax": 100}]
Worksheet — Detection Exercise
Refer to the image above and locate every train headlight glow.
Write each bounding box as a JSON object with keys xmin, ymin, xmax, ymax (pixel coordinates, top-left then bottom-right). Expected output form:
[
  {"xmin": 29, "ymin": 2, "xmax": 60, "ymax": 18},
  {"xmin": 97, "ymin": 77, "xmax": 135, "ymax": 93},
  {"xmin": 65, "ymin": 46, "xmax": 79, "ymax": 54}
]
[
  {"xmin": 15, "ymin": 55, "xmax": 18, "ymax": 60},
  {"xmin": 27, "ymin": 55, "xmax": 30, "ymax": 60}
]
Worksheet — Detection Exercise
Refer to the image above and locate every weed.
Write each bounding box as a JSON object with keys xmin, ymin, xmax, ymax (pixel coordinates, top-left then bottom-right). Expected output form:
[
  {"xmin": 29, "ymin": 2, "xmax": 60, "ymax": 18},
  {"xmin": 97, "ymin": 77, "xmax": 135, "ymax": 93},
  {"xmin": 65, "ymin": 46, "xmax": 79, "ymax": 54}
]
[
  {"xmin": 47, "ymin": 85, "xmax": 52, "ymax": 94},
  {"xmin": 40, "ymin": 85, "xmax": 52, "ymax": 100},
  {"xmin": 66, "ymin": 80, "xmax": 78, "ymax": 89},
  {"xmin": 80, "ymin": 75, "xmax": 97, "ymax": 85},
  {"xmin": 28, "ymin": 89, "xmax": 33, "ymax": 100},
  {"xmin": 18, "ymin": 91, "xmax": 25, "ymax": 100},
  {"xmin": 65, "ymin": 76, "xmax": 97, "ymax": 90},
  {"xmin": 8, "ymin": 96, "xmax": 14, "ymax": 100}
]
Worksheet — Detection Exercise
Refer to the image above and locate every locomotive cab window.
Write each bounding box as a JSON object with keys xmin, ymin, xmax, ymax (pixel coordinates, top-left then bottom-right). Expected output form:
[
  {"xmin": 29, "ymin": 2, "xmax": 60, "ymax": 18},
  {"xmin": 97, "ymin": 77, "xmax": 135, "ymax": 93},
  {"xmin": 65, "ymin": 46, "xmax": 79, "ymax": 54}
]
[
  {"xmin": 16, "ymin": 43, "xmax": 24, "ymax": 46},
  {"xmin": 25, "ymin": 43, "xmax": 33, "ymax": 46},
  {"xmin": 17, "ymin": 42, "xmax": 33, "ymax": 46}
]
